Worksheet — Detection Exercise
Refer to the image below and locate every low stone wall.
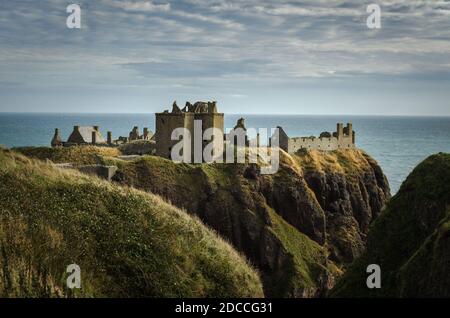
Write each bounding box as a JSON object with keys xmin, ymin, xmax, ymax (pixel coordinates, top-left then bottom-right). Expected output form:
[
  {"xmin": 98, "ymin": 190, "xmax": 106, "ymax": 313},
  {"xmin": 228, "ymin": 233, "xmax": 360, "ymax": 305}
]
[
  {"xmin": 55, "ymin": 163, "xmax": 118, "ymax": 181},
  {"xmin": 118, "ymin": 140, "xmax": 156, "ymax": 155}
]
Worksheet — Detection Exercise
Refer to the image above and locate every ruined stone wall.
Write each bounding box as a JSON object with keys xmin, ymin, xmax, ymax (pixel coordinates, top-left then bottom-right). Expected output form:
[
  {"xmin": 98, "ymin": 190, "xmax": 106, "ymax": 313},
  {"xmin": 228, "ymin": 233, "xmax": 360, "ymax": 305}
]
[
  {"xmin": 156, "ymin": 111, "xmax": 224, "ymax": 161},
  {"xmin": 288, "ymin": 135, "xmax": 354, "ymax": 153},
  {"xmin": 155, "ymin": 113, "xmax": 194, "ymax": 159},
  {"xmin": 204, "ymin": 113, "xmax": 224, "ymax": 158}
]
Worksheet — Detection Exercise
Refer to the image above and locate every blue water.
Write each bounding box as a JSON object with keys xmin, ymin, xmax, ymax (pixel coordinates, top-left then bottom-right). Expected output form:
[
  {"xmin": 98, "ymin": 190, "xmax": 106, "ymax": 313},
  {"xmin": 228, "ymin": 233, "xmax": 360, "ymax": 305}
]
[{"xmin": 0, "ymin": 113, "xmax": 449, "ymax": 194}]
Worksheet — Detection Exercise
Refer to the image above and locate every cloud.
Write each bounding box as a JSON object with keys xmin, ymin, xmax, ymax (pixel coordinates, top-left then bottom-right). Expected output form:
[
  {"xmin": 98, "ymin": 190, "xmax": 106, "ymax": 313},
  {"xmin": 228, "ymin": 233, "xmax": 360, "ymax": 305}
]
[
  {"xmin": 229, "ymin": 94, "xmax": 248, "ymax": 98},
  {"xmin": 170, "ymin": 10, "xmax": 244, "ymax": 30},
  {"xmin": 121, "ymin": 58, "xmax": 267, "ymax": 78},
  {"xmin": 1, "ymin": 0, "xmax": 450, "ymax": 90},
  {"xmin": 0, "ymin": 81, "xmax": 23, "ymax": 87},
  {"xmin": 108, "ymin": 1, "xmax": 171, "ymax": 12},
  {"xmin": 253, "ymin": 4, "xmax": 361, "ymax": 17}
]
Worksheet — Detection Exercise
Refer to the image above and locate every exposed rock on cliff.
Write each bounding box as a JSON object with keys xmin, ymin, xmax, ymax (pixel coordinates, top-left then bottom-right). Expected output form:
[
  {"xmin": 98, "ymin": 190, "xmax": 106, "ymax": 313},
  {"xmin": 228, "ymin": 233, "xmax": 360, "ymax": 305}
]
[
  {"xmin": 109, "ymin": 148, "xmax": 390, "ymax": 297},
  {"xmin": 330, "ymin": 153, "xmax": 450, "ymax": 297},
  {"xmin": 298, "ymin": 150, "xmax": 390, "ymax": 264}
]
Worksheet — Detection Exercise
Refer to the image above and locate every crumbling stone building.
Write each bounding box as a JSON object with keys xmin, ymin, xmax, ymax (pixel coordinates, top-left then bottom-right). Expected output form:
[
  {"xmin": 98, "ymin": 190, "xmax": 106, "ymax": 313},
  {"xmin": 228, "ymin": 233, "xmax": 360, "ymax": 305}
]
[
  {"xmin": 52, "ymin": 125, "xmax": 109, "ymax": 147},
  {"xmin": 51, "ymin": 101, "xmax": 356, "ymax": 157},
  {"xmin": 155, "ymin": 101, "xmax": 224, "ymax": 160},
  {"xmin": 52, "ymin": 125, "xmax": 153, "ymax": 147},
  {"xmin": 128, "ymin": 126, "xmax": 153, "ymax": 142},
  {"xmin": 66, "ymin": 126, "xmax": 106, "ymax": 145},
  {"xmin": 271, "ymin": 123, "xmax": 355, "ymax": 153}
]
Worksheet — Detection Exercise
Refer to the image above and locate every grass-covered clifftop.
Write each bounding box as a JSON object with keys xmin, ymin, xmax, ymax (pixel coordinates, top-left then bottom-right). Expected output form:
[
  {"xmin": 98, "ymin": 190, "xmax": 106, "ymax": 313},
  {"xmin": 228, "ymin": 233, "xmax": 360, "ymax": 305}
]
[
  {"xmin": 11, "ymin": 146, "xmax": 390, "ymax": 297},
  {"xmin": 331, "ymin": 153, "xmax": 450, "ymax": 297},
  {"xmin": 0, "ymin": 148, "xmax": 263, "ymax": 297},
  {"xmin": 14, "ymin": 146, "xmax": 121, "ymax": 165}
]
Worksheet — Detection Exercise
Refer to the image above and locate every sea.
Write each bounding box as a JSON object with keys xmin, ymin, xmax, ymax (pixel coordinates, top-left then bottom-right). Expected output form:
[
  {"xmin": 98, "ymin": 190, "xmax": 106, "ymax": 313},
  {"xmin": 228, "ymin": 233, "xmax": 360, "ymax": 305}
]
[{"xmin": 0, "ymin": 113, "xmax": 449, "ymax": 194}]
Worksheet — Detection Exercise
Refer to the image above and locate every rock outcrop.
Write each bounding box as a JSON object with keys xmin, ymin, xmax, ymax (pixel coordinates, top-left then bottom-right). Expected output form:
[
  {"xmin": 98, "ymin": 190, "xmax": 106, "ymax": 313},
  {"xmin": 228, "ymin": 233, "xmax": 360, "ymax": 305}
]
[{"xmin": 301, "ymin": 151, "xmax": 390, "ymax": 263}]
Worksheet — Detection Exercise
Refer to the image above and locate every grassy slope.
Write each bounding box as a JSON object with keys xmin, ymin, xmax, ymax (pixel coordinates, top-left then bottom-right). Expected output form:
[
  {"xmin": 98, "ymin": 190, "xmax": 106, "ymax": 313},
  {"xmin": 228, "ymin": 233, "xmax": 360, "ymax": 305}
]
[
  {"xmin": 0, "ymin": 148, "xmax": 263, "ymax": 297},
  {"xmin": 267, "ymin": 208, "xmax": 338, "ymax": 296},
  {"xmin": 330, "ymin": 153, "xmax": 450, "ymax": 297},
  {"xmin": 14, "ymin": 146, "xmax": 121, "ymax": 165},
  {"xmin": 294, "ymin": 148, "xmax": 388, "ymax": 187},
  {"xmin": 11, "ymin": 146, "xmax": 384, "ymax": 297},
  {"xmin": 30, "ymin": 146, "xmax": 329, "ymax": 296}
]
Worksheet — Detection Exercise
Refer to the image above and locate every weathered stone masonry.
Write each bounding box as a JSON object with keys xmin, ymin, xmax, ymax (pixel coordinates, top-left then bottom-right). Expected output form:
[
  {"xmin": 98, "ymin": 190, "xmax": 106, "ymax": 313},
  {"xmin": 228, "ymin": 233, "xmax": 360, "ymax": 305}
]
[
  {"xmin": 272, "ymin": 122, "xmax": 355, "ymax": 153},
  {"xmin": 155, "ymin": 101, "xmax": 224, "ymax": 161}
]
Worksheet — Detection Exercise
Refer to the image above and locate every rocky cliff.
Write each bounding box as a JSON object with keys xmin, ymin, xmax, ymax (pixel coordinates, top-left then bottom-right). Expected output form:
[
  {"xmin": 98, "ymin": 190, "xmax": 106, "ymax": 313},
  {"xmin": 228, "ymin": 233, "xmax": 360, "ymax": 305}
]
[
  {"xmin": 330, "ymin": 153, "xmax": 450, "ymax": 297},
  {"xmin": 107, "ymin": 148, "xmax": 390, "ymax": 297}
]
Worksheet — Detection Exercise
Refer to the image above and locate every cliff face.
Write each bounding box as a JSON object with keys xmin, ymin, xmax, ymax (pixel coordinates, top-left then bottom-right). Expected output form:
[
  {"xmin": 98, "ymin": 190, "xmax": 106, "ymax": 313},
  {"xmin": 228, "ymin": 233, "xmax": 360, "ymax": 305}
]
[
  {"xmin": 110, "ymin": 149, "xmax": 390, "ymax": 297},
  {"xmin": 330, "ymin": 153, "xmax": 450, "ymax": 297},
  {"xmin": 300, "ymin": 151, "xmax": 390, "ymax": 264}
]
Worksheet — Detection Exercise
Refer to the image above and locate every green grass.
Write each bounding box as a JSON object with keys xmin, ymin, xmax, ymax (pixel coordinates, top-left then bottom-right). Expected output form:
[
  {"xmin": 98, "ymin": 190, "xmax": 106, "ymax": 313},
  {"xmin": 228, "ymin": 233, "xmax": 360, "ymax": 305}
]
[
  {"xmin": 13, "ymin": 146, "xmax": 122, "ymax": 165},
  {"xmin": 267, "ymin": 207, "xmax": 333, "ymax": 297},
  {"xmin": 12, "ymin": 146, "xmax": 385, "ymax": 297},
  {"xmin": 0, "ymin": 148, "xmax": 263, "ymax": 298},
  {"xmin": 330, "ymin": 153, "xmax": 450, "ymax": 297},
  {"xmin": 293, "ymin": 148, "xmax": 380, "ymax": 176}
]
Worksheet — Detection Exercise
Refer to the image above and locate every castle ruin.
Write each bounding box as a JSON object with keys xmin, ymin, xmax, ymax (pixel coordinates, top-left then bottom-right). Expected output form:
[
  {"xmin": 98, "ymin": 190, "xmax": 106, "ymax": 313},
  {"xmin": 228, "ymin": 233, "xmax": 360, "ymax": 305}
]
[
  {"xmin": 52, "ymin": 126, "xmax": 154, "ymax": 147},
  {"xmin": 155, "ymin": 101, "xmax": 224, "ymax": 160},
  {"xmin": 51, "ymin": 100, "xmax": 356, "ymax": 157},
  {"xmin": 272, "ymin": 123, "xmax": 355, "ymax": 153}
]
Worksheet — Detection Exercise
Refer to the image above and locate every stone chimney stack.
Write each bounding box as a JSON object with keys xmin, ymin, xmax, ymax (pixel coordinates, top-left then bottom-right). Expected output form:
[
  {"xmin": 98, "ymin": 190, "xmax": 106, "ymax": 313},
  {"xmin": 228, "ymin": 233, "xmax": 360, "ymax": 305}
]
[
  {"xmin": 51, "ymin": 128, "xmax": 62, "ymax": 147},
  {"xmin": 143, "ymin": 127, "xmax": 149, "ymax": 140},
  {"xmin": 74, "ymin": 125, "xmax": 80, "ymax": 132},
  {"xmin": 92, "ymin": 131, "xmax": 97, "ymax": 144},
  {"xmin": 107, "ymin": 131, "xmax": 113, "ymax": 145}
]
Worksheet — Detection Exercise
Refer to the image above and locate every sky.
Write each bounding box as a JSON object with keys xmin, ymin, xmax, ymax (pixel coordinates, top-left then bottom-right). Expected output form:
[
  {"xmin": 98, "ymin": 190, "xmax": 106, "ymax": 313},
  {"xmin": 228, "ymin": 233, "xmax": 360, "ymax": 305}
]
[{"xmin": 0, "ymin": 0, "xmax": 450, "ymax": 115}]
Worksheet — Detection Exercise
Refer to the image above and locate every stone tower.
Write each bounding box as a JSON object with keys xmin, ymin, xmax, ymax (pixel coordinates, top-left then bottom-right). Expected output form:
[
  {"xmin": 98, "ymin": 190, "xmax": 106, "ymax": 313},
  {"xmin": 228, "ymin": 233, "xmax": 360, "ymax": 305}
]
[{"xmin": 155, "ymin": 101, "xmax": 224, "ymax": 161}]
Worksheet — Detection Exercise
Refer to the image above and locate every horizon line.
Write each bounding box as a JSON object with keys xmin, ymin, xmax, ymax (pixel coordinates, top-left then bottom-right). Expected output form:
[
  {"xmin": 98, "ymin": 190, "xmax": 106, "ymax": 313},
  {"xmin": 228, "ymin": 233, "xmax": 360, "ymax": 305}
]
[{"xmin": 0, "ymin": 111, "xmax": 450, "ymax": 118}]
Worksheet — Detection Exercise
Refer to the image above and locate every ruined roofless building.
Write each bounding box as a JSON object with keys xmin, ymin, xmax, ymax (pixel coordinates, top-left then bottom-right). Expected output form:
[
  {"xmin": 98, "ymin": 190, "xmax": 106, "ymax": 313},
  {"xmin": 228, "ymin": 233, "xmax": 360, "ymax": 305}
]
[
  {"xmin": 128, "ymin": 126, "xmax": 153, "ymax": 142},
  {"xmin": 155, "ymin": 101, "xmax": 224, "ymax": 160},
  {"xmin": 51, "ymin": 125, "xmax": 154, "ymax": 147},
  {"xmin": 272, "ymin": 123, "xmax": 355, "ymax": 153},
  {"xmin": 51, "ymin": 126, "xmax": 111, "ymax": 147},
  {"xmin": 66, "ymin": 126, "xmax": 106, "ymax": 145}
]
